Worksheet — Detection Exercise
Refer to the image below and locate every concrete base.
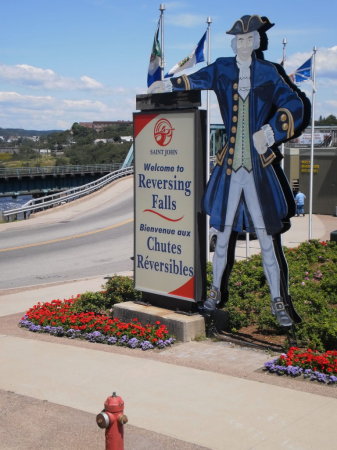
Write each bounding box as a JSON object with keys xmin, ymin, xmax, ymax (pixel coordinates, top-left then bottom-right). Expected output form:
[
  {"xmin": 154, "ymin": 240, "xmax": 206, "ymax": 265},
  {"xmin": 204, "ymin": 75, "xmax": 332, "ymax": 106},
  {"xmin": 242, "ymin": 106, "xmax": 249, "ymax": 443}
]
[{"xmin": 113, "ymin": 301, "xmax": 206, "ymax": 342}]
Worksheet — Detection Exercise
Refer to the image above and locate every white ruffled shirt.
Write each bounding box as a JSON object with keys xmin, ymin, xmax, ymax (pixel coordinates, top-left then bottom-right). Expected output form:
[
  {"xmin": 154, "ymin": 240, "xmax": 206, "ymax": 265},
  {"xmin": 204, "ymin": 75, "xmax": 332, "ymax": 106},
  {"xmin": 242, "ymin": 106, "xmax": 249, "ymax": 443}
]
[
  {"xmin": 236, "ymin": 56, "xmax": 251, "ymax": 100},
  {"xmin": 236, "ymin": 56, "xmax": 275, "ymax": 147}
]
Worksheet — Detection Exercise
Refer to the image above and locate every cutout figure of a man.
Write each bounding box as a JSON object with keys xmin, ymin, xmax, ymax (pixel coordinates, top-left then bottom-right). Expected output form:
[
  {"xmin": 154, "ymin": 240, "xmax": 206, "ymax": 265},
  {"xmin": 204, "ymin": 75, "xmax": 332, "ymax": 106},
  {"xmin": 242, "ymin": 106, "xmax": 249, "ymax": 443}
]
[{"xmin": 149, "ymin": 15, "xmax": 308, "ymax": 327}]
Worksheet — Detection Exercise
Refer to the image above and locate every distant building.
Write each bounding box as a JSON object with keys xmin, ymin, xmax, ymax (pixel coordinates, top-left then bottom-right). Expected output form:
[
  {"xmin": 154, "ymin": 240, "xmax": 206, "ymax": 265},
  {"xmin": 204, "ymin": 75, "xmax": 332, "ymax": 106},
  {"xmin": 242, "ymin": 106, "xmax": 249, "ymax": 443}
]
[
  {"xmin": 94, "ymin": 138, "xmax": 115, "ymax": 144},
  {"xmin": 26, "ymin": 136, "xmax": 40, "ymax": 142},
  {"xmin": 121, "ymin": 136, "xmax": 133, "ymax": 142},
  {"xmin": 288, "ymin": 125, "xmax": 337, "ymax": 147},
  {"xmin": 283, "ymin": 126, "xmax": 337, "ymax": 216},
  {"xmin": 79, "ymin": 121, "xmax": 132, "ymax": 132}
]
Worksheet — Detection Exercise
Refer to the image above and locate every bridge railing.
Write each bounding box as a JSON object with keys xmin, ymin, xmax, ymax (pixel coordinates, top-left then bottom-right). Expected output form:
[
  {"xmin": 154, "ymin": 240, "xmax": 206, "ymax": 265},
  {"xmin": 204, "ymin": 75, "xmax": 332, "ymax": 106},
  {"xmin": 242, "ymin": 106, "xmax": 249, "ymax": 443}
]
[
  {"xmin": 0, "ymin": 163, "xmax": 122, "ymax": 178},
  {"xmin": 2, "ymin": 166, "xmax": 133, "ymax": 221}
]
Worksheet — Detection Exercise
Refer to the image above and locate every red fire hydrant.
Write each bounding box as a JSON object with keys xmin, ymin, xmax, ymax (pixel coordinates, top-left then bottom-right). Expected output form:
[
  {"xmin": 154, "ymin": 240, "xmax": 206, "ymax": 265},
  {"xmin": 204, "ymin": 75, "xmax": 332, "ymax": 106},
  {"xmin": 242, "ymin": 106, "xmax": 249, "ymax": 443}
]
[{"xmin": 96, "ymin": 392, "xmax": 128, "ymax": 450}]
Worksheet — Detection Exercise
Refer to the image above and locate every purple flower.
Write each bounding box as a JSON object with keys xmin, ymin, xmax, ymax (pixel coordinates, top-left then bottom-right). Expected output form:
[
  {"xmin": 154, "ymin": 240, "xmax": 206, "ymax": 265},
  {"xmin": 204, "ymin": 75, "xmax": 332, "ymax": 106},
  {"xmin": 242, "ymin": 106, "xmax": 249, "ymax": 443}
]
[
  {"xmin": 264, "ymin": 359, "xmax": 337, "ymax": 385},
  {"xmin": 156, "ymin": 339, "xmax": 166, "ymax": 349},
  {"xmin": 30, "ymin": 324, "xmax": 42, "ymax": 332},
  {"xmin": 50, "ymin": 326, "xmax": 65, "ymax": 336},
  {"xmin": 19, "ymin": 316, "xmax": 175, "ymax": 351},
  {"xmin": 118, "ymin": 335, "xmax": 129, "ymax": 345},
  {"xmin": 286, "ymin": 365, "xmax": 303, "ymax": 377},
  {"xmin": 128, "ymin": 338, "xmax": 139, "ymax": 348},
  {"xmin": 66, "ymin": 329, "xmax": 81, "ymax": 339},
  {"xmin": 162, "ymin": 337, "xmax": 175, "ymax": 347},
  {"xmin": 141, "ymin": 341, "xmax": 154, "ymax": 351},
  {"xmin": 19, "ymin": 319, "xmax": 32, "ymax": 328},
  {"xmin": 329, "ymin": 375, "xmax": 337, "ymax": 384},
  {"xmin": 85, "ymin": 331, "xmax": 105, "ymax": 343}
]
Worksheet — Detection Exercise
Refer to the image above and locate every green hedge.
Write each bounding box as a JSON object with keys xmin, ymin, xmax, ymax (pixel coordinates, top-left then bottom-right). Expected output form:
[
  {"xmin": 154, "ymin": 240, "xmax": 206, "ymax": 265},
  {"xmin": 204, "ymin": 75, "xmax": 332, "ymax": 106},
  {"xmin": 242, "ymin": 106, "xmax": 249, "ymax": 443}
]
[
  {"xmin": 73, "ymin": 275, "xmax": 142, "ymax": 315},
  {"xmin": 210, "ymin": 240, "xmax": 337, "ymax": 351}
]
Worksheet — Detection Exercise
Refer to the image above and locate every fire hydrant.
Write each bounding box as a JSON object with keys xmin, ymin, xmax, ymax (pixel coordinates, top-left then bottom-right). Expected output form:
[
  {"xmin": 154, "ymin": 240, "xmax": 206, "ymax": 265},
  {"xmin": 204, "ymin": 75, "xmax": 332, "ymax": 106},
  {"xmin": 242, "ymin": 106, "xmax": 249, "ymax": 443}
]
[{"xmin": 96, "ymin": 392, "xmax": 128, "ymax": 450}]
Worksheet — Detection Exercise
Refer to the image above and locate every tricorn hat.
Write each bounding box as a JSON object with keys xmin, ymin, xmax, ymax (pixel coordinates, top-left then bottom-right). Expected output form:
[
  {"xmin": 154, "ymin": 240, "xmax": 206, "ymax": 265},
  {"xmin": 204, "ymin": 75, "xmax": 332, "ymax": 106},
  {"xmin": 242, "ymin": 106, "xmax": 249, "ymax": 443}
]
[{"xmin": 226, "ymin": 15, "xmax": 274, "ymax": 35}]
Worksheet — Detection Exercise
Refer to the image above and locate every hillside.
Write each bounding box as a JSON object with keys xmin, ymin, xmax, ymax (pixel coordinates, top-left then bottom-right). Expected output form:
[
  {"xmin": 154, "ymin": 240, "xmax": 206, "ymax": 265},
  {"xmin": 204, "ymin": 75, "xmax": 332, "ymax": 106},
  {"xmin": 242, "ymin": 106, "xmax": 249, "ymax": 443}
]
[{"xmin": 0, "ymin": 128, "xmax": 63, "ymax": 137}]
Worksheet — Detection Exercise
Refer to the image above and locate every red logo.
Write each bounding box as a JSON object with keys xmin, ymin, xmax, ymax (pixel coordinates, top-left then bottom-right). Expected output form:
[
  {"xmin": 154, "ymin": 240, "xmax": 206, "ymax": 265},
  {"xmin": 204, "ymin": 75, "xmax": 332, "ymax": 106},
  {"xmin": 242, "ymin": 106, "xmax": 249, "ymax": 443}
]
[{"xmin": 154, "ymin": 118, "xmax": 174, "ymax": 146}]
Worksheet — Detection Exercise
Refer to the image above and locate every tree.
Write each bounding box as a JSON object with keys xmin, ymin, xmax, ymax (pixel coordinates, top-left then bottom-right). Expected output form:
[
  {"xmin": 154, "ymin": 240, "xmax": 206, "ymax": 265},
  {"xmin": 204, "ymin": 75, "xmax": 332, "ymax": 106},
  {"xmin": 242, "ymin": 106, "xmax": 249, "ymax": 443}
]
[
  {"xmin": 315, "ymin": 114, "xmax": 337, "ymax": 126},
  {"xmin": 70, "ymin": 123, "xmax": 95, "ymax": 145}
]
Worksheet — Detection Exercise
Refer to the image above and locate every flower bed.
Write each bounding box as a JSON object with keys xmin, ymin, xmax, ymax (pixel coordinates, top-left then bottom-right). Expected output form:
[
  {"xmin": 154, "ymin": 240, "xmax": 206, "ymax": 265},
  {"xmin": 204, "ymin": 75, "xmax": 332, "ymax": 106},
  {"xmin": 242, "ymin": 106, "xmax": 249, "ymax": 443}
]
[
  {"xmin": 264, "ymin": 347, "xmax": 337, "ymax": 384},
  {"xmin": 19, "ymin": 297, "xmax": 175, "ymax": 350}
]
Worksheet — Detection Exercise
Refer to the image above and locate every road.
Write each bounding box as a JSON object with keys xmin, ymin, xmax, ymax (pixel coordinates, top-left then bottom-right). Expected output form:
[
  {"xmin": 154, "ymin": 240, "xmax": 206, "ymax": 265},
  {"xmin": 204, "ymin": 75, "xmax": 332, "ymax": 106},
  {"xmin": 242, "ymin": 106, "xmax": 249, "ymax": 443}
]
[
  {"xmin": 1, "ymin": 174, "xmax": 334, "ymax": 291},
  {"xmin": 0, "ymin": 176, "xmax": 134, "ymax": 290}
]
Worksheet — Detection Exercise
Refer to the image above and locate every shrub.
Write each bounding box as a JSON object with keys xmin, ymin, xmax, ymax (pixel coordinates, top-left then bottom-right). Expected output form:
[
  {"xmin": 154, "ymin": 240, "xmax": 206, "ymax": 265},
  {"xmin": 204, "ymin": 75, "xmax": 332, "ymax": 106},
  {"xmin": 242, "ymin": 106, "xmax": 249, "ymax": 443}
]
[
  {"xmin": 70, "ymin": 276, "xmax": 142, "ymax": 316},
  {"xmin": 71, "ymin": 291, "xmax": 108, "ymax": 314},
  {"xmin": 210, "ymin": 240, "xmax": 337, "ymax": 351},
  {"xmin": 104, "ymin": 275, "xmax": 142, "ymax": 305}
]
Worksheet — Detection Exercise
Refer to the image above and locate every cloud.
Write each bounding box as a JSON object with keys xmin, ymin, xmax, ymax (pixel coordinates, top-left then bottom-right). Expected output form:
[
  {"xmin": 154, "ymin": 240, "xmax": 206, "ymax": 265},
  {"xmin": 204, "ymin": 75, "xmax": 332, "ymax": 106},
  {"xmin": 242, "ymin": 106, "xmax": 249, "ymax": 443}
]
[
  {"xmin": 164, "ymin": 1, "xmax": 187, "ymax": 9},
  {"xmin": 0, "ymin": 91, "xmax": 54, "ymax": 108},
  {"xmin": 0, "ymin": 90, "xmax": 135, "ymax": 130},
  {"xmin": 0, "ymin": 63, "xmax": 104, "ymax": 91},
  {"xmin": 80, "ymin": 75, "xmax": 104, "ymax": 89},
  {"xmin": 166, "ymin": 14, "xmax": 206, "ymax": 27},
  {"xmin": 285, "ymin": 46, "xmax": 337, "ymax": 79},
  {"xmin": 325, "ymin": 100, "xmax": 337, "ymax": 109},
  {"xmin": 271, "ymin": 27, "xmax": 326, "ymax": 37}
]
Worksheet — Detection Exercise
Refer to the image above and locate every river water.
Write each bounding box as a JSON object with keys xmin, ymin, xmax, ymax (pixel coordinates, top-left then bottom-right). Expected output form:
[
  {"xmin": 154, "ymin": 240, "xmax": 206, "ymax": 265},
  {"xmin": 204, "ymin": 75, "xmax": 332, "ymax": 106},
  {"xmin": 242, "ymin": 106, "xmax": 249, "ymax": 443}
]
[{"xmin": 0, "ymin": 195, "xmax": 33, "ymax": 211}]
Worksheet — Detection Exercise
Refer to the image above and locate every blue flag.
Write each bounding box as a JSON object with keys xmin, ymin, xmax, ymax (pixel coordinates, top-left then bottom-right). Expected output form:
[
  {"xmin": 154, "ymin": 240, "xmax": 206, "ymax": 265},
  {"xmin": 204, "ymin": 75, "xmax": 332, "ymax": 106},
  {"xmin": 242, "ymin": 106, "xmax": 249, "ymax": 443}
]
[
  {"xmin": 290, "ymin": 57, "xmax": 312, "ymax": 83},
  {"xmin": 165, "ymin": 31, "xmax": 207, "ymax": 78},
  {"xmin": 147, "ymin": 20, "xmax": 162, "ymax": 87}
]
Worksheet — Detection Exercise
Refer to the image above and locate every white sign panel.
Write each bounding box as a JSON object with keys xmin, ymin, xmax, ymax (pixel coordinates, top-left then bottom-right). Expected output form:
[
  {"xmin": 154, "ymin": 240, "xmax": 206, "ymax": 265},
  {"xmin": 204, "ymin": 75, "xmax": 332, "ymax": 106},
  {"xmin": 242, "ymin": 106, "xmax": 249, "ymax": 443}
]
[
  {"xmin": 134, "ymin": 111, "xmax": 196, "ymax": 301},
  {"xmin": 293, "ymin": 133, "xmax": 331, "ymax": 145}
]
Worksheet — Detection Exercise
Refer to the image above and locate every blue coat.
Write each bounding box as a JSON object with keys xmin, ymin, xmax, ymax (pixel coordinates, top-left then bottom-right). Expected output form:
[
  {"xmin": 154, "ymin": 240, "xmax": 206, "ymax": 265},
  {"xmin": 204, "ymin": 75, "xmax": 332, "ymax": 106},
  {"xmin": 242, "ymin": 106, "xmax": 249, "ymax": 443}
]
[{"xmin": 171, "ymin": 56, "xmax": 305, "ymax": 235}]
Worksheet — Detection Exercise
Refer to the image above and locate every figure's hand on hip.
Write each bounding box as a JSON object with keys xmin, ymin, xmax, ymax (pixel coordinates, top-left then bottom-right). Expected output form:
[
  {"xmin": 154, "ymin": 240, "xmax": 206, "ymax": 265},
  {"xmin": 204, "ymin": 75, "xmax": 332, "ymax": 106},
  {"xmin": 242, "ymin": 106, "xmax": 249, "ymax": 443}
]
[
  {"xmin": 253, "ymin": 129, "xmax": 269, "ymax": 154},
  {"xmin": 147, "ymin": 79, "xmax": 172, "ymax": 94}
]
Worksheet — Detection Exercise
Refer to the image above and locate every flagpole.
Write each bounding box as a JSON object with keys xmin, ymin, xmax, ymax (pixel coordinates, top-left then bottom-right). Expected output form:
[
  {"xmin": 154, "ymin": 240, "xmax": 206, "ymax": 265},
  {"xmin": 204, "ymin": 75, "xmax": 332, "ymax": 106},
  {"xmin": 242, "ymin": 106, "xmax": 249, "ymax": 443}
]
[
  {"xmin": 309, "ymin": 46, "xmax": 317, "ymax": 240},
  {"xmin": 159, "ymin": 4, "xmax": 165, "ymax": 80},
  {"xmin": 280, "ymin": 38, "xmax": 287, "ymax": 171},
  {"xmin": 206, "ymin": 16, "xmax": 212, "ymax": 262}
]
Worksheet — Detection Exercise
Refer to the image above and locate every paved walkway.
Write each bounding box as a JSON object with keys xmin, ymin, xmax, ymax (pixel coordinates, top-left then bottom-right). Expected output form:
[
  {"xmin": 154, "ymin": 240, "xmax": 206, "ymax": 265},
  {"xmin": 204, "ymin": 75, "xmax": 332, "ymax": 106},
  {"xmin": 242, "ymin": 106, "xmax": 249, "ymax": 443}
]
[{"xmin": 1, "ymin": 213, "xmax": 337, "ymax": 449}]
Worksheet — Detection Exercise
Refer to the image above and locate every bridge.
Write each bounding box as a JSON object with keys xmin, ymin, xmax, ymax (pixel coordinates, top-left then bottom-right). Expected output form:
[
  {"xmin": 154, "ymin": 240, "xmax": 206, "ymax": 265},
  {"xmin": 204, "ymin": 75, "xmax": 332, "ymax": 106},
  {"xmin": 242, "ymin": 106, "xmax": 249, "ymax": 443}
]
[
  {"xmin": 1, "ymin": 166, "xmax": 133, "ymax": 221},
  {"xmin": 0, "ymin": 163, "xmax": 122, "ymax": 197}
]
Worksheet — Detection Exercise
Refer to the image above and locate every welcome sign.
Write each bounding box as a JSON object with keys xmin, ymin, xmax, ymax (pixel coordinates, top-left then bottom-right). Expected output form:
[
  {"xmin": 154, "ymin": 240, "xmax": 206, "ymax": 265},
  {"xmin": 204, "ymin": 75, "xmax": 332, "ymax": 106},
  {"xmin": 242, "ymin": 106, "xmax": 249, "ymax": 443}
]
[{"xmin": 134, "ymin": 109, "xmax": 206, "ymax": 305}]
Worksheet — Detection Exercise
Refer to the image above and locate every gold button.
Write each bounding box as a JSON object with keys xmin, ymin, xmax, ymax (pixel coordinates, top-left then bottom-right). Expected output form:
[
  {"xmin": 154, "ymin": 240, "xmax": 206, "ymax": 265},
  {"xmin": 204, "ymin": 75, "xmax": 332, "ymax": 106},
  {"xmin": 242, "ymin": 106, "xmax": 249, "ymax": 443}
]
[
  {"xmin": 282, "ymin": 123, "xmax": 289, "ymax": 130},
  {"xmin": 231, "ymin": 126, "xmax": 237, "ymax": 133},
  {"xmin": 177, "ymin": 78, "xmax": 182, "ymax": 84},
  {"xmin": 233, "ymin": 105, "xmax": 238, "ymax": 112},
  {"xmin": 226, "ymin": 168, "xmax": 232, "ymax": 176},
  {"xmin": 280, "ymin": 113, "xmax": 287, "ymax": 122},
  {"xmin": 233, "ymin": 83, "xmax": 238, "ymax": 90},
  {"xmin": 227, "ymin": 158, "xmax": 233, "ymax": 165},
  {"xmin": 230, "ymin": 136, "xmax": 235, "ymax": 144},
  {"xmin": 232, "ymin": 116, "xmax": 238, "ymax": 123},
  {"xmin": 233, "ymin": 93, "xmax": 239, "ymax": 101},
  {"xmin": 229, "ymin": 147, "xmax": 234, "ymax": 155}
]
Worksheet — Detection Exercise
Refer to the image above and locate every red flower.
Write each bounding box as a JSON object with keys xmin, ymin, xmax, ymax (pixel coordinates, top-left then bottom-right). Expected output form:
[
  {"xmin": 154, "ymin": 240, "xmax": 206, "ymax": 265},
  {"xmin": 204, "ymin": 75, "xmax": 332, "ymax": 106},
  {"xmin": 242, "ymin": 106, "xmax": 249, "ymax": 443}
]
[{"xmin": 23, "ymin": 295, "xmax": 173, "ymax": 346}]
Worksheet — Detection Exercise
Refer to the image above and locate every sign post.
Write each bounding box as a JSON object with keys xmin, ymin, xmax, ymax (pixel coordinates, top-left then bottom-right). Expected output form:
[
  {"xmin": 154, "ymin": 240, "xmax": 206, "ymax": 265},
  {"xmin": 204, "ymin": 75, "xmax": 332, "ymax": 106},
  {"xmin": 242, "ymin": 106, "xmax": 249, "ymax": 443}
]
[{"xmin": 134, "ymin": 91, "xmax": 206, "ymax": 312}]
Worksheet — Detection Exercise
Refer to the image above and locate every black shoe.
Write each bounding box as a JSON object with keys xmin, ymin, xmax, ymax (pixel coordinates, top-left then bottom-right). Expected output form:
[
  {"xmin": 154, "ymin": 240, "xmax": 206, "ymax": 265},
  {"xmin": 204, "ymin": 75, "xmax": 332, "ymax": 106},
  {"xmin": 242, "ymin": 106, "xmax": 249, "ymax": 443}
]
[{"xmin": 271, "ymin": 297, "xmax": 293, "ymax": 327}]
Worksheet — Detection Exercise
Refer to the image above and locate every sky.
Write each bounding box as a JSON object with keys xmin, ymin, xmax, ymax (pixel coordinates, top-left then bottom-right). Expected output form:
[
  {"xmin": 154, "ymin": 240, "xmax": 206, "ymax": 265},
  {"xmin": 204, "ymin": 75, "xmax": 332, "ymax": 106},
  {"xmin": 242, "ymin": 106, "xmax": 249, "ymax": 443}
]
[{"xmin": 0, "ymin": 0, "xmax": 336, "ymax": 130}]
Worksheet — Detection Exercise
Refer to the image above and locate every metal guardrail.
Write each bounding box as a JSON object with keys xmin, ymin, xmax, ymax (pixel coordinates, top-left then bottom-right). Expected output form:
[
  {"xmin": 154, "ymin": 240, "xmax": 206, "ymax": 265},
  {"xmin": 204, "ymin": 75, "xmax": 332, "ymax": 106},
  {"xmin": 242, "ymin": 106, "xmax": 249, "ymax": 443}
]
[
  {"xmin": 2, "ymin": 166, "xmax": 133, "ymax": 221},
  {"xmin": 0, "ymin": 164, "xmax": 122, "ymax": 178}
]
